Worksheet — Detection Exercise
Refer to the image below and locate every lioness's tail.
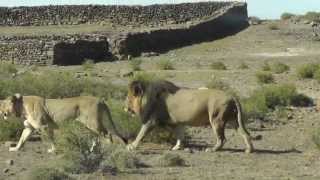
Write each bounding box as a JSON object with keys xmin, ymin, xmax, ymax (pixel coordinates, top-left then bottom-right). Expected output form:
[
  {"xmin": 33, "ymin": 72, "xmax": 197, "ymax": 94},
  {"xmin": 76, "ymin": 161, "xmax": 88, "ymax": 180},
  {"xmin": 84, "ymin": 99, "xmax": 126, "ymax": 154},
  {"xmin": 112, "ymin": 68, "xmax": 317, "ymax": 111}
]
[
  {"xmin": 233, "ymin": 97, "xmax": 261, "ymax": 140},
  {"xmin": 100, "ymin": 101, "xmax": 128, "ymax": 145}
]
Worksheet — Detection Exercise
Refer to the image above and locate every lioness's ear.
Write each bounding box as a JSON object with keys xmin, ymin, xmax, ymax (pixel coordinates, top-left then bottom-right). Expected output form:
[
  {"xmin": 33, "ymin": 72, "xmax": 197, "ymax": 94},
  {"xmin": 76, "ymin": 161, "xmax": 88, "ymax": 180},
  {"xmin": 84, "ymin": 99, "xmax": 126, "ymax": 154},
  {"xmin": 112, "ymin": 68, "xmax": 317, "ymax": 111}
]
[{"xmin": 11, "ymin": 93, "xmax": 22, "ymax": 103}]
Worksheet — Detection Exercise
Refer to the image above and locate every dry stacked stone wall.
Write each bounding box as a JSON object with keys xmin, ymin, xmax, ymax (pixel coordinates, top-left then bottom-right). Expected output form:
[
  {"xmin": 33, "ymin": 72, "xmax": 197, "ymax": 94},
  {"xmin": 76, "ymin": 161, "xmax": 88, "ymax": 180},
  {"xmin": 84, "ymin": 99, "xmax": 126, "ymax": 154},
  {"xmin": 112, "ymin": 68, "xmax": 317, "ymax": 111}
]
[
  {"xmin": 0, "ymin": 2, "xmax": 232, "ymax": 26},
  {"xmin": 0, "ymin": 2, "xmax": 248, "ymax": 65}
]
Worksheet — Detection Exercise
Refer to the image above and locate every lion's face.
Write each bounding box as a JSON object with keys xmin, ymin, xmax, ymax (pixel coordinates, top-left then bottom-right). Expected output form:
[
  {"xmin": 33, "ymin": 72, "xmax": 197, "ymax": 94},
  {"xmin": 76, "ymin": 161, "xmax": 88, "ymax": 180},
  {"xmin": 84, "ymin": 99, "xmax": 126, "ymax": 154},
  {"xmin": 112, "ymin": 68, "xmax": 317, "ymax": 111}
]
[
  {"xmin": 0, "ymin": 94, "xmax": 22, "ymax": 120},
  {"xmin": 124, "ymin": 81, "xmax": 144, "ymax": 116}
]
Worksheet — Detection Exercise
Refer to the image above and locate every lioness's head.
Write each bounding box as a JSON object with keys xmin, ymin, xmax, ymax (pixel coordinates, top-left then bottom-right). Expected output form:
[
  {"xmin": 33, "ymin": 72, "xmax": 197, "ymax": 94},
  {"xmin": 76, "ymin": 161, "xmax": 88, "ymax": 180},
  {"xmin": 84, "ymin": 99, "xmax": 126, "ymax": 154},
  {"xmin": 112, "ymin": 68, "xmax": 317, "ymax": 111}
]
[
  {"xmin": 124, "ymin": 81, "xmax": 146, "ymax": 116},
  {"xmin": 0, "ymin": 94, "xmax": 23, "ymax": 120}
]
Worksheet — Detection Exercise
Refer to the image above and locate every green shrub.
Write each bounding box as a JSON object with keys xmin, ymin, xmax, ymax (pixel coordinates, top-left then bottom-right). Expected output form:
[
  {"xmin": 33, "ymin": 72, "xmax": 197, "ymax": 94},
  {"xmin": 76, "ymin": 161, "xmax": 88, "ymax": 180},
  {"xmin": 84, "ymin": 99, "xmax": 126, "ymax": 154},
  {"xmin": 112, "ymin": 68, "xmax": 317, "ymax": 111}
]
[
  {"xmin": 107, "ymin": 100, "xmax": 141, "ymax": 139},
  {"xmin": 206, "ymin": 78, "xmax": 230, "ymax": 91},
  {"xmin": 312, "ymin": 129, "xmax": 320, "ymax": 151},
  {"xmin": 102, "ymin": 145, "xmax": 141, "ymax": 171},
  {"xmin": 255, "ymin": 71, "xmax": 274, "ymax": 84},
  {"xmin": 55, "ymin": 121, "xmax": 105, "ymax": 174},
  {"xmin": 243, "ymin": 84, "xmax": 312, "ymax": 119},
  {"xmin": 26, "ymin": 167, "xmax": 72, "ymax": 180},
  {"xmin": 296, "ymin": 63, "xmax": 320, "ymax": 79},
  {"xmin": 274, "ymin": 107, "xmax": 288, "ymax": 119},
  {"xmin": 157, "ymin": 59, "xmax": 174, "ymax": 70},
  {"xmin": 130, "ymin": 59, "xmax": 142, "ymax": 71},
  {"xmin": 55, "ymin": 121, "xmax": 98, "ymax": 153},
  {"xmin": 304, "ymin": 11, "xmax": 320, "ymax": 22},
  {"xmin": 271, "ymin": 62, "xmax": 290, "ymax": 74},
  {"xmin": 268, "ymin": 23, "xmax": 280, "ymax": 30},
  {"xmin": 238, "ymin": 62, "xmax": 249, "ymax": 69},
  {"xmin": 261, "ymin": 62, "xmax": 271, "ymax": 71},
  {"xmin": 130, "ymin": 71, "xmax": 157, "ymax": 84},
  {"xmin": 0, "ymin": 117, "xmax": 24, "ymax": 141},
  {"xmin": 210, "ymin": 62, "xmax": 227, "ymax": 70},
  {"xmin": 155, "ymin": 152, "xmax": 186, "ymax": 167},
  {"xmin": 281, "ymin": 12, "xmax": 295, "ymax": 20},
  {"xmin": 0, "ymin": 71, "xmax": 126, "ymax": 100},
  {"xmin": 0, "ymin": 62, "xmax": 18, "ymax": 75},
  {"xmin": 82, "ymin": 59, "xmax": 95, "ymax": 71}
]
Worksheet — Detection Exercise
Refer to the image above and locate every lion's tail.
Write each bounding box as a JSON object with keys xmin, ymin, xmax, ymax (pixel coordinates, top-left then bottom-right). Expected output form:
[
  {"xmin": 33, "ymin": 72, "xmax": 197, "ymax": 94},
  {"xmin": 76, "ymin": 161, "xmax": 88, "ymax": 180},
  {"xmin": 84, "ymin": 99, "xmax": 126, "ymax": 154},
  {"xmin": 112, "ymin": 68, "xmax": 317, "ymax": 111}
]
[
  {"xmin": 100, "ymin": 101, "xmax": 128, "ymax": 145},
  {"xmin": 233, "ymin": 97, "xmax": 262, "ymax": 141}
]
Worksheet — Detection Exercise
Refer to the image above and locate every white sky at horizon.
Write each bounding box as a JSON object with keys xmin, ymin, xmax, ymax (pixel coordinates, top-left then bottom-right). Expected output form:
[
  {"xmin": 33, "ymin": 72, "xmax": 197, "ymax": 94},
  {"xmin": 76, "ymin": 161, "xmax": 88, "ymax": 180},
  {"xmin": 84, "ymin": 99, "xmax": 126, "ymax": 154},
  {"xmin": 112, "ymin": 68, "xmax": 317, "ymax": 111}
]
[{"xmin": 0, "ymin": 0, "xmax": 319, "ymax": 19}]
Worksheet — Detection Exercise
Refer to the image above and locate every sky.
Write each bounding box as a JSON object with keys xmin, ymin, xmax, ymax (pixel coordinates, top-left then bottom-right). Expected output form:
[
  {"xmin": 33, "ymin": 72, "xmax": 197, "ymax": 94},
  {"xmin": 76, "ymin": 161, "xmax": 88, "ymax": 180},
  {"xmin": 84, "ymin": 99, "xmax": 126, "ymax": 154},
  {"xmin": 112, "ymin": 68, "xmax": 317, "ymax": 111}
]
[{"xmin": 0, "ymin": 0, "xmax": 319, "ymax": 19}]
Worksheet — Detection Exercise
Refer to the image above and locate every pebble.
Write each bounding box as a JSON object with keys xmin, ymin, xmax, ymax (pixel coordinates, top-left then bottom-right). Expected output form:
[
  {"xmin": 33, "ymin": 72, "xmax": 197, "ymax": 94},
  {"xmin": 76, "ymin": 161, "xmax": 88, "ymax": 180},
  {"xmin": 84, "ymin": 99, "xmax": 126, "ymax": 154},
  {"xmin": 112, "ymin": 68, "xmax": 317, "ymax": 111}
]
[{"xmin": 3, "ymin": 168, "xmax": 9, "ymax": 173}]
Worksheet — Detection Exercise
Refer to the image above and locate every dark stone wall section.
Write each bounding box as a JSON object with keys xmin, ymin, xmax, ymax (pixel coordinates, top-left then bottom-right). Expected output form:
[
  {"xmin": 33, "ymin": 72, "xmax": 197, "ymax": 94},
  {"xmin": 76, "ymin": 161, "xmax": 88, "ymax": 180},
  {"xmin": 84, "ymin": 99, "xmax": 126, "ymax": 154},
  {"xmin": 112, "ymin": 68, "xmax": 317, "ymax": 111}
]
[{"xmin": 53, "ymin": 40, "xmax": 109, "ymax": 65}]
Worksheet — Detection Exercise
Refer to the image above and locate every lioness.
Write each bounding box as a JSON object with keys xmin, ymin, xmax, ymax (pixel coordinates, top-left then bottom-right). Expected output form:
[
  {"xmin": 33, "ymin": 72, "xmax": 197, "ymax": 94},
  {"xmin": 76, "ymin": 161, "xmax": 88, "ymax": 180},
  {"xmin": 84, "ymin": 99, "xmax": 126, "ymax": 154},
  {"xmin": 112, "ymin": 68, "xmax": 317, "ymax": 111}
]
[
  {"xmin": 124, "ymin": 80, "xmax": 254, "ymax": 153},
  {"xmin": 0, "ymin": 94, "xmax": 127, "ymax": 152}
]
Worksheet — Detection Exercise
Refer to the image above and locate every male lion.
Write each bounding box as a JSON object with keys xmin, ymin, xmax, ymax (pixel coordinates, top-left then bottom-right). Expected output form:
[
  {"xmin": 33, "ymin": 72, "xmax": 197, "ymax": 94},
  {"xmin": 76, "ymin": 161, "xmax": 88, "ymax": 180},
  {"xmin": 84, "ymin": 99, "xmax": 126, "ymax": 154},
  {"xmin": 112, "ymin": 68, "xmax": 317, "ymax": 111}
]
[
  {"xmin": 124, "ymin": 80, "xmax": 254, "ymax": 153},
  {"xmin": 0, "ymin": 94, "xmax": 127, "ymax": 152}
]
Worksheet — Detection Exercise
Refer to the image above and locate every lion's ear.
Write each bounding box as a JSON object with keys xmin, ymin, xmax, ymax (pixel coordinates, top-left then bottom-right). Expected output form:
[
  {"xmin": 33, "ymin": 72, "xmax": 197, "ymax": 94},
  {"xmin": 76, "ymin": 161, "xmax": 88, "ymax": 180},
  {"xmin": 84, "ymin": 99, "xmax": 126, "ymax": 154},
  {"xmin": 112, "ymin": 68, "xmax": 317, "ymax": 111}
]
[
  {"xmin": 11, "ymin": 94, "xmax": 22, "ymax": 103},
  {"xmin": 133, "ymin": 84, "xmax": 144, "ymax": 97}
]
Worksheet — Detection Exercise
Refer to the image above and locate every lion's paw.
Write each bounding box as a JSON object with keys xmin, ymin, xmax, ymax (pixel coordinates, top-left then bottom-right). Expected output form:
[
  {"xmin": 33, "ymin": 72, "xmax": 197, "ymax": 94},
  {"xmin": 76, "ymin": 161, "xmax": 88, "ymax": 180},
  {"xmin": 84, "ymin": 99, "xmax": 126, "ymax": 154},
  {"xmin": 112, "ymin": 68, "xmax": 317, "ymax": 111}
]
[
  {"xmin": 126, "ymin": 144, "xmax": 136, "ymax": 151},
  {"xmin": 9, "ymin": 147, "xmax": 19, "ymax": 152},
  {"xmin": 171, "ymin": 145, "xmax": 182, "ymax": 151}
]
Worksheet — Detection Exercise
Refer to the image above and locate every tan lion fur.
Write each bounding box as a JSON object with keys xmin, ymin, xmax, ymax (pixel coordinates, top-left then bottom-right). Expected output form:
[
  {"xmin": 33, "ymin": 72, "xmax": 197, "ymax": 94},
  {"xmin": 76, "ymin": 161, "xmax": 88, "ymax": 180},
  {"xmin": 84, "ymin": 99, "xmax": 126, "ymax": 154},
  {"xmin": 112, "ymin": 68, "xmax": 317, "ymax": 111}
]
[
  {"xmin": 0, "ymin": 95, "xmax": 127, "ymax": 152},
  {"xmin": 125, "ymin": 80, "xmax": 254, "ymax": 153}
]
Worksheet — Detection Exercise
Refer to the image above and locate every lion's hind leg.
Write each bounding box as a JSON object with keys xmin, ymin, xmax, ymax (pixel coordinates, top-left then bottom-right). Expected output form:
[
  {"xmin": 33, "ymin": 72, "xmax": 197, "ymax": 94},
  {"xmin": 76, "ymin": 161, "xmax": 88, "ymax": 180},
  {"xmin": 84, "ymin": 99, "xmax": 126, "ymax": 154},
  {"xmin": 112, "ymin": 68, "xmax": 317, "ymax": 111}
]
[
  {"xmin": 171, "ymin": 125, "xmax": 185, "ymax": 151},
  {"xmin": 42, "ymin": 126, "xmax": 56, "ymax": 153},
  {"xmin": 208, "ymin": 109, "xmax": 226, "ymax": 152}
]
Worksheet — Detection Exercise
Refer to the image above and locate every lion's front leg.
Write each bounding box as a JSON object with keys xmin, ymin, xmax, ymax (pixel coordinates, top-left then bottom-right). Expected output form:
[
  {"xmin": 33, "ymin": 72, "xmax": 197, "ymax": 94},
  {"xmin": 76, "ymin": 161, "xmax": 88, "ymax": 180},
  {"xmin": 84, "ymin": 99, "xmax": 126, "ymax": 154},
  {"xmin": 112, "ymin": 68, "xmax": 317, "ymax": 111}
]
[
  {"xmin": 9, "ymin": 120, "xmax": 34, "ymax": 152},
  {"xmin": 127, "ymin": 119, "xmax": 155, "ymax": 151}
]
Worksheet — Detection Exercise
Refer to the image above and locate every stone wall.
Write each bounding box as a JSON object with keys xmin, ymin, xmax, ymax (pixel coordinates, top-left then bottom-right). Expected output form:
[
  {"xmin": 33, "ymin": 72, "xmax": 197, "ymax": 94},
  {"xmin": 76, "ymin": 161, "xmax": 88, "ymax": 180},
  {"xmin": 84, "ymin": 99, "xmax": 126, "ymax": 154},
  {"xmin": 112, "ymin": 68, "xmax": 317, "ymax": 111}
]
[
  {"xmin": 0, "ymin": 2, "xmax": 248, "ymax": 65},
  {"xmin": 110, "ymin": 2, "xmax": 248, "ymax": 58},
  {"xmin": 0, "ymin": 34, "xmax": 109, "ymax": 65},
  {"xmin": 0, "ymin": 2, "xmax": 232, "ymax": 26}
]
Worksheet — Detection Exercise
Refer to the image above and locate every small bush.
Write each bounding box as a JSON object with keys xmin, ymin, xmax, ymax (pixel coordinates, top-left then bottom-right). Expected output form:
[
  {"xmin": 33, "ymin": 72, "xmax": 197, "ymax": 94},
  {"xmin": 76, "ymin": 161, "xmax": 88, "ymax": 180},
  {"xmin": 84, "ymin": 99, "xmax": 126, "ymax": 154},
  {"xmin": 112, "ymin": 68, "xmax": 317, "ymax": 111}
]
[
  {"xmin": 26, "ymin": 167, "xmax": 72, "ymax": 180},
  {"xmin": 238, "ymin": 62, "xmax": 249, "ymax": 69},
  {"xmin": 0, "ymin": 117, "xmax": 24, "ymax": 141},
  {"xmin": 103, "ymin": 145, "xmax": 141, "ymax": 171},
  {"xmin": 130, "ymin": 59, "xmax": 142, "ymax": 71},
  {"xmin": 243, "ymin": 84, "xmax": 312, "ymax": 119},
  {"xmin": 271, "ymin": 62, "xmax": 290, "ymax": 74},
  {"xmin": 55, "ymin": 121, "xmax": 105, "ymax": 174},
  {"xmin": 55, "ymin": 121, "xmax": 98, "ymax": 153},
  {"xmin": 304, "ymin": 11, "xmax": 320, "ymax": 22},
  {"xmin": 130, "ymin": 71, "xmax": 157, "ymax": 84},
  {"xmin": 281, "ymin": 12, "xmax": 295, "ymax": 20},
  {"xmin": 82, "ymin": 59, "xmax": 95, "ymax": 71},
  {"xmin": 255, "ymin": 71, "xmax": 274, "ymax": 84},
  {"xmin": 268, "ymin": 23, "xmax": 280, "ymax": 30},
  {"xmin": 155, "ymin": 152, "xmax": 186, "ymax": 167},
  {"xmin": 206, "ymin": 78, "xmax": 230, "ymax": 91},
  {"xmin": 296, "ymin": 63, "xmax": 320, "ymax": 79},
  {"xmin": 274, "ymin": 107, "xmax": 288, "ymax": 119},
  {"xmin": 261, "ymin": 62, "xmax": 271, "ymax": 71},
  {"xmin": 0, "ymin": 71, "xmax": 126, "ymax": 100},
  {"xmin": 210, "ymin": 62, "xmax": 227, "ymax": 70},
  {"xmin": 0, "ymin": 62, "xmax": 18, "ymax": 75},
  {"xmin": 107, "ymin": 100, "xmax": 141, "ymax": 139},
  {"xmin": 157, "ymin": 59, "xmax": 175, "ymax": 70}
]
